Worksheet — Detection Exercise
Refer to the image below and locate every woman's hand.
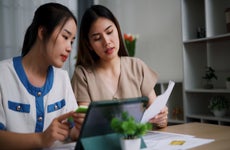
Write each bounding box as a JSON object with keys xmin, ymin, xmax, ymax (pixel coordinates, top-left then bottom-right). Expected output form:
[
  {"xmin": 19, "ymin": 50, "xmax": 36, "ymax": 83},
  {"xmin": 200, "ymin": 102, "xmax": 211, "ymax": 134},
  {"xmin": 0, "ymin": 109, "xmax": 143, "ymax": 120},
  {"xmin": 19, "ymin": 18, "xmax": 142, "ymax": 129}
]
[
  {"xmin": 72, "ymin": 112, "xmax": 86, "ymax": 138},
  {"xmin": 71, "ymin": 102, "xmax": 89, "ymax": 140},
  {"xmin": 148, "ymin": 106, "xmax": 168, "ymax": 128},
  {"xmin": 41, "ymin": 112, "xmax": 74, "ymax": 147}
]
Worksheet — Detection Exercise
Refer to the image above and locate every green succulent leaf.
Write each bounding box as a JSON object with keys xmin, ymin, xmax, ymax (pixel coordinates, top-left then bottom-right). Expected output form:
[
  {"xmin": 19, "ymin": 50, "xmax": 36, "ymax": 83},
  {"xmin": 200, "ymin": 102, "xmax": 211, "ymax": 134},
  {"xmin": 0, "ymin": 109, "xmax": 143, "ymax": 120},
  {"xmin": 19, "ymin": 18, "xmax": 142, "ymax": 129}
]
[{"xmin": 110, "ymin": 112, "xmax": 152, "ymax": 139}]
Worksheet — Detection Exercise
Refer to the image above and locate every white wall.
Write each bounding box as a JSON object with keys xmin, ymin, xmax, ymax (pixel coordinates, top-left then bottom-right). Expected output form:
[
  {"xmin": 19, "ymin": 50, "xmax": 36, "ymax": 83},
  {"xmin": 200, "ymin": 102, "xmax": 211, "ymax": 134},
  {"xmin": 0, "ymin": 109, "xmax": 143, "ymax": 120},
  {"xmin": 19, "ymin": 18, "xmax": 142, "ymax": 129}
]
[{"xmin": 95, "ymin": 0, "xmax": 183, "ymax": 82}]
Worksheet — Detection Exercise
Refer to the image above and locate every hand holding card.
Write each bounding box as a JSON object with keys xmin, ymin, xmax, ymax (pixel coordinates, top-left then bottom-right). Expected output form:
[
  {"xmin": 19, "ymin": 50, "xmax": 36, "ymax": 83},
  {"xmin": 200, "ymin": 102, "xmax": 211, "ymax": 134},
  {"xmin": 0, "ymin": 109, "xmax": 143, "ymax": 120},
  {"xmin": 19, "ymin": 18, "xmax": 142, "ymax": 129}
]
[{"xmin": 68, "ymin": 106, "xmax": 88, "ymax": 122}]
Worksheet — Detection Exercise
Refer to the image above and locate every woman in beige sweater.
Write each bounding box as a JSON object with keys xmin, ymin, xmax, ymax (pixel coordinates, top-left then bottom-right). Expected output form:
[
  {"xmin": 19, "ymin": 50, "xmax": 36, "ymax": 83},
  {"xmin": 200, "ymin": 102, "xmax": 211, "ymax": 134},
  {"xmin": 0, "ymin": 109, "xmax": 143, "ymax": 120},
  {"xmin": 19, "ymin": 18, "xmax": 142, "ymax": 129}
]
[{"xmin": 71, "ymin": 5, "xmax": 168, "ymax": 134}]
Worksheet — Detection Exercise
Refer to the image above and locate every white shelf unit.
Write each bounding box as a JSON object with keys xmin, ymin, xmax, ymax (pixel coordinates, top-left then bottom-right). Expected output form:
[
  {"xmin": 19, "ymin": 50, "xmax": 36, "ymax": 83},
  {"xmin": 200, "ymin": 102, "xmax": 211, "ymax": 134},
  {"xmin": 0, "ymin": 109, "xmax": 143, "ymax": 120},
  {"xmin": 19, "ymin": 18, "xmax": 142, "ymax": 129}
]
[
  {"xmin": 155, "ymin": 82, "xmax": 184, "ymax": 125},
  {"xmin": 182, "ymin": 0, "xmax": 230, "ymax": 126}
]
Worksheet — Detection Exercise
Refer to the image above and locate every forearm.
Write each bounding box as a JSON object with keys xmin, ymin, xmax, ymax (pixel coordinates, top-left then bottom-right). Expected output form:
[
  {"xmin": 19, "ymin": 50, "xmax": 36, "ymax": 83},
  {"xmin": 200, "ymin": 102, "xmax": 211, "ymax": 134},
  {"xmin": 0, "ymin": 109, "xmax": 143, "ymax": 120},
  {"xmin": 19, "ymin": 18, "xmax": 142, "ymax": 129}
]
[
  {"xmin": 147, "ymin": 89, "xmax": 157, "ymax": 107},
  {"xmin": 78, "ymin": 101, "xmax": 90, "ymax": 107},
  {"xmin": 0, "ymin": 130, "xmax": 43, "ymax": 150}
]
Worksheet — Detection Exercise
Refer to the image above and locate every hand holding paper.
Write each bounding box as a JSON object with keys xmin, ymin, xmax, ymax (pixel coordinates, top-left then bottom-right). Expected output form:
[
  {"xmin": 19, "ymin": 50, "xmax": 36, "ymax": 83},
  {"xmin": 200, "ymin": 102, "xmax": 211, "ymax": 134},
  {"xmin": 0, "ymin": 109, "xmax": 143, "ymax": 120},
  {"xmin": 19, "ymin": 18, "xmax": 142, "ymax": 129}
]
[{"xmin": 141, "ymin": 80, "xmax": 175, "ymax": 123}]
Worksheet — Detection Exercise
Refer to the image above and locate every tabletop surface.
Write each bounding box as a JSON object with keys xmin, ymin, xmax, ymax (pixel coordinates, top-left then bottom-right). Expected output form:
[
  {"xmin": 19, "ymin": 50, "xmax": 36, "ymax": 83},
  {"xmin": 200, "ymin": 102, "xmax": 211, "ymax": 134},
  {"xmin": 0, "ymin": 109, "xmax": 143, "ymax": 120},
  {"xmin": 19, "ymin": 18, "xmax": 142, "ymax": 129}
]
[
  {"xmin": 46, "ymin": 122, "xmax": 230, "ymax": 150},
  {"xmin": 158, "ymin": 122, "xmax": 230, "ymax": 150}
]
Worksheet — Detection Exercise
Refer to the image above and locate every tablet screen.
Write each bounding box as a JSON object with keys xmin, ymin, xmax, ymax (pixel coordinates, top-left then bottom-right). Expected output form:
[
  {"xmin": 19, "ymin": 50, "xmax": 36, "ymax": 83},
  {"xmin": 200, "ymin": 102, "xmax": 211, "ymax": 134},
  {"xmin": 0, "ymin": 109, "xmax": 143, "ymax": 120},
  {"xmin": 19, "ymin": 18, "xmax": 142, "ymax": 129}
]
[{"xmin": 75, "ymin": 97, "xmax": 148, "ymax": 150}]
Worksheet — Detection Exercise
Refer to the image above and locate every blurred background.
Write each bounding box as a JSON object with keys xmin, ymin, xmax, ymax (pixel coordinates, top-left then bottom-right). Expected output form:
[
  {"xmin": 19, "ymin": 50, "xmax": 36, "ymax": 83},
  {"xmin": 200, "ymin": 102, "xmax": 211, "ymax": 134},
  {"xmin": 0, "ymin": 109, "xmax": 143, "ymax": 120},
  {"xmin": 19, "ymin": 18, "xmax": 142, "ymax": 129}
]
[{"xmin": 0, "ymin": 0, "xmax": 182, "ymax": 82}]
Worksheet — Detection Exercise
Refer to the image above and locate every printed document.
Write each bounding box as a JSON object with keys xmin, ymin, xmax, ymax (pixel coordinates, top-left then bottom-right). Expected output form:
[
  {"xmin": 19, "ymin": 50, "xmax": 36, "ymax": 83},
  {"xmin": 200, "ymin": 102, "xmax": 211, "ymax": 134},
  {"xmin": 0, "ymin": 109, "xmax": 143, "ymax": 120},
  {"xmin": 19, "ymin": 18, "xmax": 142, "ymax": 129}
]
[
  {"xmin": 142, "ymin": 131, "xmax": 214, "ymax": 150},
  {"xmin": 141, "ymin": 80, "xmax": 175, "ymax": 123}
]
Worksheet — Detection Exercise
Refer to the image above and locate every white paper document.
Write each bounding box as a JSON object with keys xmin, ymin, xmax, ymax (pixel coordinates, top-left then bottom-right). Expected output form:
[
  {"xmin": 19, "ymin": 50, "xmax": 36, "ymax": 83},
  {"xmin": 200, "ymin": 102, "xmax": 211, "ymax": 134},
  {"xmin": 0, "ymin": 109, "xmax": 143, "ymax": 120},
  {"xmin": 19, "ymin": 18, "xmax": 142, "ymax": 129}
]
[
  {"xmin": 142, "ymin": 131, "xmax": 214, "ymax": 150},
  {"xmin": 141, "ymin": 80, "xmax": 175, "ymax": 123}
]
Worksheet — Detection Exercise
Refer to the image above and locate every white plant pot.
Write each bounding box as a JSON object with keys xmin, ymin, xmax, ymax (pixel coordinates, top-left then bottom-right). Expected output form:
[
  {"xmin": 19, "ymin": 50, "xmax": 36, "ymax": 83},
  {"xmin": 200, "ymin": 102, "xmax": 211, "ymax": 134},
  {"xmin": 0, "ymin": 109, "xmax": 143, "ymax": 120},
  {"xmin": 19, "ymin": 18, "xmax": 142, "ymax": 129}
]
[
  {"xmin": 213, "ymin": 109, "xmax": 227, "ymax": 117},
  {"xmin": 226, "ymin": 81, "xmax": 230, "ymax": 89},
  {"xmin": 120, "ymin": 138, "xmax": 141, "ymax": 150}
]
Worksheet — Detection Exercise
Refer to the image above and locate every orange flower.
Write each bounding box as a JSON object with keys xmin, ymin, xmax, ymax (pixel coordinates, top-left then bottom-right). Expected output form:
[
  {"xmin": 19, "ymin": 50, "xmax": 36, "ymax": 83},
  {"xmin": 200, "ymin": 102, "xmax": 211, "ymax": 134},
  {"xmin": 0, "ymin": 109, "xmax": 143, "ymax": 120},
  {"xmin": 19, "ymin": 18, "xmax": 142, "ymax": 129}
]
[
  {"xmin": 124, "ymin": 33, "xmax": 134, "ymax": 42},
  {"xmin": 123, "ymin": 33, "xmax": 138, "ymax": 57}
]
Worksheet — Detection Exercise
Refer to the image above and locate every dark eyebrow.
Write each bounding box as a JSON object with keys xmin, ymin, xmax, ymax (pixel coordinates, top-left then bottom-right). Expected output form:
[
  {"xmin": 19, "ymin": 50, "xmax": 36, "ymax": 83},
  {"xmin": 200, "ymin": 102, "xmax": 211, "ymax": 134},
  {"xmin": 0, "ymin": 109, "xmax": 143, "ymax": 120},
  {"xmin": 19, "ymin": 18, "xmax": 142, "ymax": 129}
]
[
  {"xmin": 64, "ymin": 29, "xmax": 71, "ymax": 35},
  {"xmin": 105, "ymin": 25, "xmax": 112, "ymax": 31},
  {"xmin": 90, "ymin": 25, "xmax": 113, "ymax": 38}
]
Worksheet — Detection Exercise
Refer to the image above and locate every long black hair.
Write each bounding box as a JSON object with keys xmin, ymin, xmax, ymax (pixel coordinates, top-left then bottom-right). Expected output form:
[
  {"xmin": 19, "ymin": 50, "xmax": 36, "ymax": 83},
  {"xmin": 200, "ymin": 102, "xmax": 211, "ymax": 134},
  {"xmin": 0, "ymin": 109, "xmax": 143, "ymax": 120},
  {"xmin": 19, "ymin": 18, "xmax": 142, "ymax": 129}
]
[
  {"xmin": 76, "ymin": 5, "xmax": 128, "ymax": 68},
  {"xmin": 21, "ymin": 2, "xmax": 77, "ymax": 57}
]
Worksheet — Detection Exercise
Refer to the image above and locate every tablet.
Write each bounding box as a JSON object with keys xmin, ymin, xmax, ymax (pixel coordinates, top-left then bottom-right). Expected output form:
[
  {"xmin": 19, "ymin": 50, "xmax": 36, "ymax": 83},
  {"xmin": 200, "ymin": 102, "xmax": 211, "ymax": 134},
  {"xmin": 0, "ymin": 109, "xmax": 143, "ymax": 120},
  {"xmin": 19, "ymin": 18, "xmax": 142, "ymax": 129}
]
[{"xmin": 75, "ymin": 96, "xmax": 148, "ymax": 150}]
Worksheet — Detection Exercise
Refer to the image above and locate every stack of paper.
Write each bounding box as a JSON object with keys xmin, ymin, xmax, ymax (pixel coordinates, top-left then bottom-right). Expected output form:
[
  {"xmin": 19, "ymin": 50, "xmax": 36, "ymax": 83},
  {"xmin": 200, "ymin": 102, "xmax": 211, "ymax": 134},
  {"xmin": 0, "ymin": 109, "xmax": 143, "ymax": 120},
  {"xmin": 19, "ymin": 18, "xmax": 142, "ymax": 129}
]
[{"xmin": 142, "ymin": 131, "xmax": 214, "ymax": 150}]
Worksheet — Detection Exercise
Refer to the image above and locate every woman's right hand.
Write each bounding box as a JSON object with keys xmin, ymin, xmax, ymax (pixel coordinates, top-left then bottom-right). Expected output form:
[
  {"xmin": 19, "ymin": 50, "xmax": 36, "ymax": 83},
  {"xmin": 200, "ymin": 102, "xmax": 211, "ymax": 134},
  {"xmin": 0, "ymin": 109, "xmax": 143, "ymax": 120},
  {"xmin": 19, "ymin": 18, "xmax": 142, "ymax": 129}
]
[{"xmin": 40, "ymin": 112, "xmax": 74, "ymax": 147}]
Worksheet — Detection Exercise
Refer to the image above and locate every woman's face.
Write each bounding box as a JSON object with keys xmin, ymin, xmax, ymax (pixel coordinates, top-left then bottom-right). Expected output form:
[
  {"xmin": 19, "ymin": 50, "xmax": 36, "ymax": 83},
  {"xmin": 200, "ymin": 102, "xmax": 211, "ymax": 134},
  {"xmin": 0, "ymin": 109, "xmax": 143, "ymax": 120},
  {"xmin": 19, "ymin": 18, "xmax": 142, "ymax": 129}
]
[
  {"xmin": 88, "ymin": 17, "xmax": 120, "ymax": 61},
  {"xmin": 44, "ymin": 18, "xmax": 77, "ymax": 68}
]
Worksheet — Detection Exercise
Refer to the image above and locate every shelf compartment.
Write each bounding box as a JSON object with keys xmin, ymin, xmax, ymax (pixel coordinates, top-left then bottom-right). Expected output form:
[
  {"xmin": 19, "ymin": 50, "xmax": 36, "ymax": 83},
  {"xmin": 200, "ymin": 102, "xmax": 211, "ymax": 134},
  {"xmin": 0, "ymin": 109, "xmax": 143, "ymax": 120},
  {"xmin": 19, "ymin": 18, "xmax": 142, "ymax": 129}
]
[
  {"xmin": 206, "ymin": 0, "xmax": 230, "ymax": 37},
  {"xmin": 183, "ymin": 42, "xmax": 207, "ymax": 89},
  {"xmin": 182, "ymin": 0, "xmax": 230, "ymax": 41},
  {"xmin": 184, "ymin": 92, "xmax": 230, "ymax": 115},
  {"xmin": 183, "ymin": 39, "xmax": 230, "ymax": 89},
  {"xmin": 182, "ymin": 0, "xmax": 205, "ymax": 41}
]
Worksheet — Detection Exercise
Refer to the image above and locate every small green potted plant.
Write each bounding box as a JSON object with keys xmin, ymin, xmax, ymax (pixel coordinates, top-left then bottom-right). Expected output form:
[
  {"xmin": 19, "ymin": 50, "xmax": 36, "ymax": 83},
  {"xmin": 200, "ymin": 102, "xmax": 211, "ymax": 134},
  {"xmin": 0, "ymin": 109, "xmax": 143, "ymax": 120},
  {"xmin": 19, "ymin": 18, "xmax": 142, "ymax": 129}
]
[
  {"xmin": 226, "ymin": 77, "xmax": 230, "ymax": 89},
  {"xmin": 110, "ymin": 112, "xmax": 152, "ymax": 150},
  {"xmin": 208, "ymin": 95, "xmax": 229, "ymax": 117},
  {"xmin": 202, "ymin": 66, "xmax": 218, "ymax": 89}
]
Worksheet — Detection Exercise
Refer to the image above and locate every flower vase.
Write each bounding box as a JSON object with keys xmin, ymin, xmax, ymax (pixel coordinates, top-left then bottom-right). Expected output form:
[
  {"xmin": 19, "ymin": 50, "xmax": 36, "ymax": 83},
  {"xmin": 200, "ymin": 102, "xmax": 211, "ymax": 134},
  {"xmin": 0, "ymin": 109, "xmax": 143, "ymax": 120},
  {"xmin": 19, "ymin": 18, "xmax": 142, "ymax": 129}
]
[
  {"xmin": 125, "ymin": 40, "xmax": 136, "ymax": 57},
  {"xmin": 120, "ymin": 138, "xmax": 141, "ymax": 150},
  {"xmin": 213, "ymin": 109, "xmax": 227, "ymax": 117}
]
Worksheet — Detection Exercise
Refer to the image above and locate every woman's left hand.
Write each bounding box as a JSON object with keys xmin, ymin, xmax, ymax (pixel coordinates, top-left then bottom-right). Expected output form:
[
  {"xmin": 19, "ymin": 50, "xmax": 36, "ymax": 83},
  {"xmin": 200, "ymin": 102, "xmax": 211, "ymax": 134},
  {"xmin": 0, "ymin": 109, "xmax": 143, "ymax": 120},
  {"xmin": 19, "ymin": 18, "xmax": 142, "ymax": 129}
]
[{"xmin": 148, "ymin": 106, "xmax": 168, "ymax": 128}]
